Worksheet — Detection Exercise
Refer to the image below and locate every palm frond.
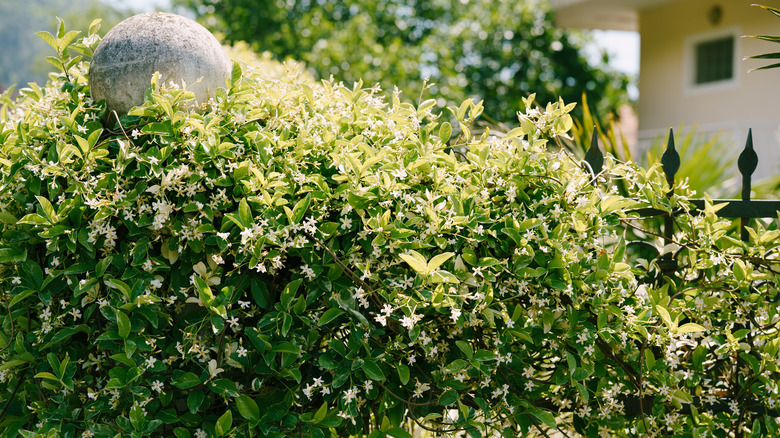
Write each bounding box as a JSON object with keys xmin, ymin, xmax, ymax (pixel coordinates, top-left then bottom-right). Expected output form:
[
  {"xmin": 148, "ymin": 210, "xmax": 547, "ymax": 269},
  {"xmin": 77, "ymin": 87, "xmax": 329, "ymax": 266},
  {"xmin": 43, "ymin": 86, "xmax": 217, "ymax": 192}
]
[
  {"xmin": 748, "ymin": 62, "xmax": 780, "ymax": 72},
  {"xmin": 752, "ymin": 3, "xmax": 780, "ymax": 18},
  {"xmin": 745, "ymin": 52, "xmax": 780, "ymax": 59}
]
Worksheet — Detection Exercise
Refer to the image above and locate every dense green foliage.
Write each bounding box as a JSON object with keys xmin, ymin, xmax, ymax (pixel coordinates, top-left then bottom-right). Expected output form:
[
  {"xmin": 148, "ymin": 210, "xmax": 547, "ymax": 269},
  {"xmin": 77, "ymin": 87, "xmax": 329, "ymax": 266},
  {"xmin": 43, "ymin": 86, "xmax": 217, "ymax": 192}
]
[
  {"xmin": 3, "ymin": 18, "xmax": 780, "ymax": 438},
  {"xmin": 176, "ymin": 0, "xmax": 630, "ymax": 125}
]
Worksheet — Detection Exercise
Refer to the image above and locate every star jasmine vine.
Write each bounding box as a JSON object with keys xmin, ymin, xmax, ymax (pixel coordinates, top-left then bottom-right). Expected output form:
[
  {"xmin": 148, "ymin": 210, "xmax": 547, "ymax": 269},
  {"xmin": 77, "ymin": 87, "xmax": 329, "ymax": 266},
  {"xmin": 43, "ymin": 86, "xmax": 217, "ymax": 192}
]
[{"xmin": 1, "ymin": 17, "xmax": 780, "ymax": 438}]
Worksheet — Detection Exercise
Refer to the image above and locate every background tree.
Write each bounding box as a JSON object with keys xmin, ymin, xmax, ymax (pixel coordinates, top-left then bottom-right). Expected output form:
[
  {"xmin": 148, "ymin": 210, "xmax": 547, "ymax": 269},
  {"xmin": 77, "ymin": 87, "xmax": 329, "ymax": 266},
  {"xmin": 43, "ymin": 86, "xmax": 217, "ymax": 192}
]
[
  {"xmin": 0, "ymin": 0, "xmax": 125, "ymax": 90},
  {"xmin": 176, "ymin": 0, "xmax": 631, "ymax": 125}
]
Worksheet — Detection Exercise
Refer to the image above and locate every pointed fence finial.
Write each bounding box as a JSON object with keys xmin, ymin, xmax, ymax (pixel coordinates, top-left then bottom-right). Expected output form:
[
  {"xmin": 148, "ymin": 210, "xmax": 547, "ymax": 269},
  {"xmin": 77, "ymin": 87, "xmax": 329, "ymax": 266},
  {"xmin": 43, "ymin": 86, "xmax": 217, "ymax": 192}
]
[
  {"xmin": 584, "ymin": 127, "xmax": 604, "ymax": 176},
  {"xmin": 738, "ymin": 129, "xmax": 758, "ymax": 198},
  {"xmin": 661, "ymin": 128, "xmax": 680, "ymax": 189},
  {"xmin": 738, "ymin": 129, "xmax": 758, "ymax": 242}
]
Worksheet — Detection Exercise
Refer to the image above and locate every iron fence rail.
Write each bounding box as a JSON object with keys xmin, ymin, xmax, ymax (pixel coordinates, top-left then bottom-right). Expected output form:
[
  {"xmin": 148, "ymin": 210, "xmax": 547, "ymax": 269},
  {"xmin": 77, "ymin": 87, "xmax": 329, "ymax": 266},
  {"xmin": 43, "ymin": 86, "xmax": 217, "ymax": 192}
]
[{"xmin": 584, "ymin": 127, "xmax": 780, "ymax": 243}]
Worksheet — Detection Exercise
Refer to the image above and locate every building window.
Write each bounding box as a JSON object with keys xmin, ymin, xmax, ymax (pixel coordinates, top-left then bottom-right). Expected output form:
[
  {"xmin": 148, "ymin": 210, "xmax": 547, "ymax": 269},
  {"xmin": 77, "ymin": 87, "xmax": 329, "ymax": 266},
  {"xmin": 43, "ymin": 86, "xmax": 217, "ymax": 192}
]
[{"xmin": 695, "ymin": 36, "xmax": 734, "ymax": 84}]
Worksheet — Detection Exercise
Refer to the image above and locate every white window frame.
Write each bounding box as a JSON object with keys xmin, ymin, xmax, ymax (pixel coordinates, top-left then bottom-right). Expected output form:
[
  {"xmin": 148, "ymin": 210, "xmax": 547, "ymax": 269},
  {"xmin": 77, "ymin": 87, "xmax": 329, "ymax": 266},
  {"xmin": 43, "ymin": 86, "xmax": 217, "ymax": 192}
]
[{"xmin": 683, "ymin": 26, "xmax": 740, "ymax": 94}]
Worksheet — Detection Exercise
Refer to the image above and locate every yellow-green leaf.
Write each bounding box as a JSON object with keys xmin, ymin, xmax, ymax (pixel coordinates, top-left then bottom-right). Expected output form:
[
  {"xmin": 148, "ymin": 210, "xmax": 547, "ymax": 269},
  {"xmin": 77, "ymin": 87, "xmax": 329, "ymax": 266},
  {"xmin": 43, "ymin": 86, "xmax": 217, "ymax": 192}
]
[
  {"xmin": 399, "ymin": 251, "xmax": 428, "ymax": 276},
  {"xmin": 427, "ymin": 252, "xmax": 454, "ymax": 271},
  {"xmin": 677, "ymin": 323, "xmax": 706, "ymax": 334},
  {"xmin": 655, "ymin": 305, "xmax": 674, "ymax": 330}
]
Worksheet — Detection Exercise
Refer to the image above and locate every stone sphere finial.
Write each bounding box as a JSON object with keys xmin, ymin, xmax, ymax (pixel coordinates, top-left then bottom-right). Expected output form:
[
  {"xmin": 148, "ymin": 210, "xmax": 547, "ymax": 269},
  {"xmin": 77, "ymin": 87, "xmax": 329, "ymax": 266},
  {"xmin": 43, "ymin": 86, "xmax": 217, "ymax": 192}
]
[{"xmin": 89, "ymin": 12, "xmax": 231, "ymax": 116}]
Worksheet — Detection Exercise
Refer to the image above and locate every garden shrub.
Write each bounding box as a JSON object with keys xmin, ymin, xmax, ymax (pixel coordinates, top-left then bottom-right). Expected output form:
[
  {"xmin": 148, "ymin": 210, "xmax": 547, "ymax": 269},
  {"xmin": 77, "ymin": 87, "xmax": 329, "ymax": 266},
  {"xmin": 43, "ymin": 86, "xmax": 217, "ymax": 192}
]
[{"xmin": 1, "ymin": 19, "xmax": 780, "ymax": 438}]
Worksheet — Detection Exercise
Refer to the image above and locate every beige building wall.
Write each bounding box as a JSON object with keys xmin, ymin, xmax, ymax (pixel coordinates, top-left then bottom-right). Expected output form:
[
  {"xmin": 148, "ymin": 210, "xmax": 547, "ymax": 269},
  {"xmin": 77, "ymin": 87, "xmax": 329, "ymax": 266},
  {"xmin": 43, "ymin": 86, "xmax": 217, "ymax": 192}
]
[{"xmin": 638, "ymin": 0, "xmax": 780, "ymax": 178}]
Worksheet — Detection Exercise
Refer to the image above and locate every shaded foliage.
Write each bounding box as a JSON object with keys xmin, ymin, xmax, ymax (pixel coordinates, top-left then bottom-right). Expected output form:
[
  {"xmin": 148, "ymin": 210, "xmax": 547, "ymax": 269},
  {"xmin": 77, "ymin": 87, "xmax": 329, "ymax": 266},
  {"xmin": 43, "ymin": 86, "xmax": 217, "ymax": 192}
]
[{"xmin": 177, "ymin": 0, "xmax": 631, "ymax": 124}]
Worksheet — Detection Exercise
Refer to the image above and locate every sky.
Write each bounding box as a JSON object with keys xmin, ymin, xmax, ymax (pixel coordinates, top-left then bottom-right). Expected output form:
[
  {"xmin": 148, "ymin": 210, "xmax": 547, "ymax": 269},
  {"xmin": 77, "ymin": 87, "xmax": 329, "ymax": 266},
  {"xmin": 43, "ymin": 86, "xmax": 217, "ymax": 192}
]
[
  {"xmin": 590, "ymin": 30, "xmax": 640, "ymax": 76},
  {"xmin": 588, "ymin": 30, "xmax": 640, "ymax": 99},
  {"xmin": 117, "ymin": 0, "xmax": 170, "ymax": 10}
]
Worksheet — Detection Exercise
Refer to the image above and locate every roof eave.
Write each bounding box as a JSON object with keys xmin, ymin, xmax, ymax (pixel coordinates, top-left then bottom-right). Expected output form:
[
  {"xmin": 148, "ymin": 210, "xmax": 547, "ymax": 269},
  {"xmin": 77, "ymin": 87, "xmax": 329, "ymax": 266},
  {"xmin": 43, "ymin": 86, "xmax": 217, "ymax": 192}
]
[{"xmin": 549, "ymin": 0, "xmax": 675, "ymax": 31}]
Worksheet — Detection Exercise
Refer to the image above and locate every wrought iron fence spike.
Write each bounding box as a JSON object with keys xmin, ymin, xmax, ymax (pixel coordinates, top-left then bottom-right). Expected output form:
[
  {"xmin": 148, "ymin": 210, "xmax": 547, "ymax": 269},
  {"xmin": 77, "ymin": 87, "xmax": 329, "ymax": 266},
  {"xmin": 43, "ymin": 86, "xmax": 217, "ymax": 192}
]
[
  {"xmin": 661, "ymin": 128, "xmax": 680, "ymax": 188},
  {"xmin": 738, "ymin": 128, "xmax": 758, "ymax": 181},
  {"xmin": 584, "ymin": 127, "xmax": 604, "ymax": 176},
  {"xmin": 738, "ymin": 129, "xmax": 758, "ymax": 242}
]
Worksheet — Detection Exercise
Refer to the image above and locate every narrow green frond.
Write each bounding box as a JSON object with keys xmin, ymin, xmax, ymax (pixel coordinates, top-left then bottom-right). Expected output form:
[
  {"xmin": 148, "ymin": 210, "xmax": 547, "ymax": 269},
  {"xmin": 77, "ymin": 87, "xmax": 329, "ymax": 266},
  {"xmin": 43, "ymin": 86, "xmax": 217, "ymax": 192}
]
[
  {"xmin": 749, "ymin": 34, "xmax": 780, "ymax": 43},
  {"xmin": 745, "ymin": 52, "xmax": 780, "ymax": 60},
  {"xmin": 748, "ymin": 62, "xmax": 780, "ymax": 72},
  {"xmin": 752, "ymin": 3, "xmax": 780, "ymax": 18}
]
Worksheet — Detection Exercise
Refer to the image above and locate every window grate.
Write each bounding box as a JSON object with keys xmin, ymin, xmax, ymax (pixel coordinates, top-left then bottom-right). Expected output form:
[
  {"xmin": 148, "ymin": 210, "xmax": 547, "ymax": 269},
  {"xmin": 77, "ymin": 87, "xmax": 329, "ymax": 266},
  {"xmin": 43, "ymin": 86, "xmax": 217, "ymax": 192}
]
[{"xmin": 695, "ymin": 36, "xmax": 734, "ymax": 84}]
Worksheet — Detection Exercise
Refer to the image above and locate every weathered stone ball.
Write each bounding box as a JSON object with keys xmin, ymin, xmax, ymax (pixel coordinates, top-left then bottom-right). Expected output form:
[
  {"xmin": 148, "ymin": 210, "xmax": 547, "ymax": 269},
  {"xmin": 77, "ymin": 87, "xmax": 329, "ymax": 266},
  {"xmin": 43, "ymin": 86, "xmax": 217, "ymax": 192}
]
[{"xmin": 89, "ymin": 12, "xmax": 231, "ymax": 116}]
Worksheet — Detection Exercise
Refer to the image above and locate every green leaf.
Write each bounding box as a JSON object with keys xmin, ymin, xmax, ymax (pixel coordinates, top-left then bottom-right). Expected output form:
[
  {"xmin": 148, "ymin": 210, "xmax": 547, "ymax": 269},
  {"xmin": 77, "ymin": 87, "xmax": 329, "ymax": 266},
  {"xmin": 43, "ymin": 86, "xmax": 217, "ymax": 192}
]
[
  {"xmin": 0, "ymin": 247, "xmax": 26, "ymax": 264},
  {"xmin": 740, "ymin": 352, "xmax": 761, "ymax": 374},
  {"xmin": 577, "ymin": 382, "xmax": 589, "ymax": 403},
  {"xmin": 517, "ymin": 218, "xmax": 542, "ymax": 231},
  {"xmin": 399, "ymin": 251, "xmax": 428, "ymax": 276},
  {"xmin": 313, "ymin": 402, "xmax": 328, "ymax": 424},
  {"xmin": 291, "ymin": 193, "xmax": 312, "ymax": 224},
  {"xmin": 318, "ymin": 308, "xmax": 343, "ymax": 326},
  {"xmin": 236, "ymin": 394, "xmax": 260, "ymax": 423},
  {"xmin": 8, "ymin": 289, "xmax": 36, "ymax": 308},
  {"xmin": 35, "ymin": 31, "xmax": 57, "ymax": 50},
  {"xmin": 35, "ymin": 196, "xmax": 58, "ymax": 224},
  {"xmin": 172, "ymin": 372, "xmax": 201, "ymax": 389},
  {"xmin": 572, "ymin": 367, "xmax": 589, "ymax": 381},
  {"xmin": 104, "ymin": 278, "xmax": 132, "ymax": 301},
  {"xmin": 272, "ymin": 342, "xmax": 299, "ymax": 354},
  {"xmin": 280, "ymin": 278, "xmax": 303, "ymax": 310},
  {"xmin": 96, "ymin": 257, "xmax": 112, "ymax": 278},
  {"xmin": 117, "ymin": 310, "xmax": 131, "ymax": 339},
  {"xmin": 455, "ymin": 340, "xmax": 473, "ymax": 359},
  {"xmin": 230, "ymin": 61, "xmax": 243, "ymax": 85},
  {"xmin": 751, "ymin": 418, "xmax": 762, "ymax": 438},
  {"xmin": 427, "ymin": 252, "xmax": 454, "ymax": 271},
  {"xmin": 209, "ymin": 378, "xmax": 240, "ymax": 397},
  {"xmin": 42, "ymin": 326, "xmax": 89, "ymax": 350},
  {"xmin": 428, "ymin": 270, "xmax": 460, "ymax": 284},
  {"xmin": 187, "ymin": 390, "xmax": 205, "ymax": 414},
  {"xmin": 386, "ymin": 427, "xmax": 414, "ymax": 438},
  {"xmin": 417, "ymin": 98, "xmax": 437, "ymax": 115},
  {"xmin": 645, "ymin": 349, "xmax": 656, "ymax": 371},
  {"xmin": 566, "ymin": 351, "xmax": 576, "ymax": 374},
  {"xmin": 439, "ymin": 121, "xmax": 452, "ymax": 144},
  {"xmin": 238, "ymin": 198, "xmax": 253, "ymax": 228},
  {"xmin": 676, "ymin": 323, "xmax": 706, "ymax": 334},
  {"xmin": 362, "ymin": 360, "xmax": 385, "ymax": 381},
  {"xmin": 193, "ymin": 275, "xmax": 214, "ymax": 307},
  {"xmin": 251, "ymin": 278, "xmax": 269, "ymax": 308},
  {"xmin": 655, "ymin": 305, "xmax": 674, "ymax": 330},
  {"xmin": 530, "ymin": 409, "xmax": 557, "ymax": 429},
  {"xmin": 74, "ymin": 135, "xmax": 91, "ymax": 156},
  {"xmin": 34, "ymin": 372, "xmax": 60, "ymax": 382},
  {"xmin": 396, "ymin": 363, "xmax": 410, "ymax": 385},
  {"xmin": 438, "ymin": 389, "xmax": 458, "ymax": 406},
  {"xmin": 215, "ymin": 410, "xmax": 233, "ymax": 437},
  {"xmin": 0, "ymin": 359, "xmax": 30, "ymax": 371},
  {"xmin": 597, "ymin": 310, "xmax": 607, "ymax": 331},
  {"xmin": 130, "ymin": 404, "xmax": 145, "ymax": 431},
  {"xmin": 0, "ymin": 212, "xmax": 18, "ymax": 224},
  {"xmin": 347, "ymin": 192, "xmax": 371, "ymax": 210},
  {"xmin": 173, "ymin": 428, "xmax": 191, "ymax": 438},
  {"xmin": 17, "ymin": 213, "xmax": 49, "ymax": 226}
]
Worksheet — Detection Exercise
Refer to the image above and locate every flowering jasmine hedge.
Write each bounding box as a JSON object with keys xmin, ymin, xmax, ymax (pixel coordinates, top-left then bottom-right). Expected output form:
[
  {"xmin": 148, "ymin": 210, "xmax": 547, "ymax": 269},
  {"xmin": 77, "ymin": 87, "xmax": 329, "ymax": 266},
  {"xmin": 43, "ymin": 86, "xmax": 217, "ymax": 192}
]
[{"xmin": 2, "ymin": 19, "xmax": 780, "ymax": 438}]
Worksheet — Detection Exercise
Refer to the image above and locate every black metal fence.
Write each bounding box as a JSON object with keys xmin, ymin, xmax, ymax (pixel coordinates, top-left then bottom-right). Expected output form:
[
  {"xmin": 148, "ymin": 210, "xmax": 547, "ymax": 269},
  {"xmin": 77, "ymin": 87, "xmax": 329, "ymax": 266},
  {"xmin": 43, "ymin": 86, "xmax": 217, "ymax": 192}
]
[
  {"xmin": 578, "ymin": 128, "xmax": 780, "ymax": 420},
  {"xmin": 584, "ymin": 127, "xmax": 780, "ymax": 277}
]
